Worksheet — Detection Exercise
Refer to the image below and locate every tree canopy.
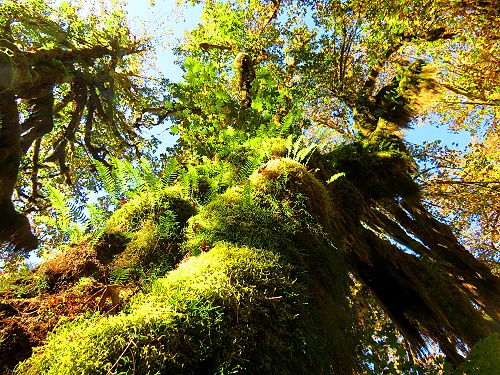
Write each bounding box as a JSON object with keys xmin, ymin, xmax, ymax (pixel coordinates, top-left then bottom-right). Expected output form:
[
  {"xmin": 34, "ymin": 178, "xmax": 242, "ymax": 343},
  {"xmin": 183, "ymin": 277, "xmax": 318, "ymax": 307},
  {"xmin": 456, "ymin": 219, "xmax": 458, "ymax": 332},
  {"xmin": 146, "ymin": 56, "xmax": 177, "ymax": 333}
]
[{"xmin": 1, "ymin": 0, "xmax": 500, "ymax": 374}]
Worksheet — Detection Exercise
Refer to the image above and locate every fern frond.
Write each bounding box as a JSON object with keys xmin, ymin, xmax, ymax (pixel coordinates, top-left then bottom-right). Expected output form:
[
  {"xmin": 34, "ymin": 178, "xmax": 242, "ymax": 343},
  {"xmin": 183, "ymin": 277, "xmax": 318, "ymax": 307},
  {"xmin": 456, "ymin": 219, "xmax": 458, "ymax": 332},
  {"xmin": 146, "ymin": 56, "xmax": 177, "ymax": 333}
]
[
  {"xmin": 115, "ymin": 158, "xmax": 142, "ymax": 195},
  {"xmin": 158, "ymin": 210, "xmax": 179, "ymax": 239},
  {"xmin": 180, "ymin": 164, "xmax": 199, "ymax": 198},
  {"xmin": 280, "ymin": 114, "xmax": 294, "ymax": 135},
  {"xmin": 46, "ymin": 184, "xmax": 70, "ymax": 217},
  {"xmin": 95, "ymin": 159, "xmax": 121, "ymax": 201},
  {"xmin": 285, "ymin": 134, "xmax": 294, "ymax": 155},
  {"xmin": 68, "ymin": 201, "xmax": 88, "ymax": 224},
  {"xmin": 286, "ymin": 135, "xmax": 316, "ymax": 164},
  {"xmin": 236, "ymin": 153, "xmax": 264, "ymax": 183},
  {"xmin": 85, "ymin": 203, "xmax": 107, "ymax": 245},
  {"xmin": 139, "ymin": 158, "xmax": 157, "ymax": 192},
  {"xmin": 295, "ymin": 143, "xmax": 316, "ymax": 164},
  {"xmin": 108, "ymin": 157, "xmax": 127, "ymax": 196},
  {"xmin": 109, "ymin": 267, "xmax": 131, "ymax": 286},
  {"xmin": 291, "ymin": 135, "xmax": 305, "ymax": 159},
  {"xmin": 160, "ymin": 158, "xmax": 179, "ymax": 188},
  {"xmin": 87, "ymin": 226, "xmax": 105, "ymax": 246},
  {"xmin": 241, "ymin": 179, "xmax": 254, "ymax": 208}
]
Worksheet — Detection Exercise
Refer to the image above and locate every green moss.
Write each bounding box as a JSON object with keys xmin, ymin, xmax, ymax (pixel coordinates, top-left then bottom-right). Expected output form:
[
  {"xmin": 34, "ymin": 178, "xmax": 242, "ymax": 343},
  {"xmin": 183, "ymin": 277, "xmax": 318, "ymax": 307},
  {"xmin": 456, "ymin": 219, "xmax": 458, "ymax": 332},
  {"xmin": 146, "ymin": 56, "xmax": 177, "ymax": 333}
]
[
  {"xmin": 97, "ymin": 188, "xmax": 196, "ymax": 273},
  {"xmin": 184, "ymin": 158, "xmax": 336, "ymax": 256},
  {"xmin": 266, "ymin": 137, "xmax": 288, "ymax": 157},
  {"xmin": 249, "ymin": 158, "xmax": 333, "ymax": 228},
  {"xmin": 16, "ymin": 243, "xmax": 354, "ymax": 375},
  {"xmin": 327, "ymin": 138, "xmax": 418, "ymax": 201},
  {"xmin": 16, "ymin": 157, "xmax": 358, "ymax": 374},
  {"xmin": 105, "ymin": 187, "xmax": 195, "ymax": 234}
]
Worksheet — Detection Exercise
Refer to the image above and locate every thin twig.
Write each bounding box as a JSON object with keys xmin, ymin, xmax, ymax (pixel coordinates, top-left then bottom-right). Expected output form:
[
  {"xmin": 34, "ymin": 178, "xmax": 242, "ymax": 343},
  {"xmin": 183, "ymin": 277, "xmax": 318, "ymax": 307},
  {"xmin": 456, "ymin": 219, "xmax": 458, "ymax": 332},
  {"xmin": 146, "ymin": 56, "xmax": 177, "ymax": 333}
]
[
  {"xmin": 105, "ymin": 338, "xmax": 136, "ymax": 375},
  {"xmin": 228, "ymin": 271, "xmax": 239, "ymax": 324}
]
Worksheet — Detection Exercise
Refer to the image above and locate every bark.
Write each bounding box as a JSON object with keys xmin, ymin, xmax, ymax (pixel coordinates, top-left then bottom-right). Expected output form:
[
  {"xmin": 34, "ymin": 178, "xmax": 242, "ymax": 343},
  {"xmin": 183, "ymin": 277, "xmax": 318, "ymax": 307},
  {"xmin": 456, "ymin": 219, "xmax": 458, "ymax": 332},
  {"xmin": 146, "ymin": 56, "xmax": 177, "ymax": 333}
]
[
  {"xmin": 318, "ymin": 140, "xmax": 500, "ymax": 365},
  {"xmin": 0, "ymin": 91, "xmax": 38, "ymax": 253}
]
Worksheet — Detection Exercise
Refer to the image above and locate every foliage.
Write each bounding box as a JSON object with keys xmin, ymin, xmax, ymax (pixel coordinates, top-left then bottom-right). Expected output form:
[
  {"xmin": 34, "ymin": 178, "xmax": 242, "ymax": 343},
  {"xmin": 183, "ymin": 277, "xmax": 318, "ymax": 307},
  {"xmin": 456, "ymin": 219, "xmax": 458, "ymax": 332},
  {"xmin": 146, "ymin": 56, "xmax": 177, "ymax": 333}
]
[
  {"xmin": 0, "ymin": 0, "xmax": 159, "ymax": 253},
  {"xmin": 354, "ymin": 285, "xmax": 448, "ymax": 375},
  {"xmin": 0, "ymin": 263, "xmax": 49, "ymax": 298},
  {"xmin": 2, "ymin": 0, "xmax": 500, "ymax": 373},
  {"xmin": 415, "ymin": 133, "xmax": 500, "ymax": 269},
  {"xmin": 35, "ymin": 184, "xmax": 107, "ymax": 249},
  {"xmin": 454, "ymin": 333, "xmax": 500, "ymax": 375}
]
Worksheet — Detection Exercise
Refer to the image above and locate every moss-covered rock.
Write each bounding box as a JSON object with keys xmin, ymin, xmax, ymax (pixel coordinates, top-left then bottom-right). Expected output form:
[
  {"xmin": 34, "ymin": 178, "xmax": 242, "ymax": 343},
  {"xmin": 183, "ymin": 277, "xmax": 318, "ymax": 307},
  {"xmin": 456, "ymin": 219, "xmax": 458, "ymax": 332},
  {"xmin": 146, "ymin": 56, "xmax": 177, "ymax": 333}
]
[{"xmin": 96, "ymin": 187, "xmax": 196, "ymax": 273}]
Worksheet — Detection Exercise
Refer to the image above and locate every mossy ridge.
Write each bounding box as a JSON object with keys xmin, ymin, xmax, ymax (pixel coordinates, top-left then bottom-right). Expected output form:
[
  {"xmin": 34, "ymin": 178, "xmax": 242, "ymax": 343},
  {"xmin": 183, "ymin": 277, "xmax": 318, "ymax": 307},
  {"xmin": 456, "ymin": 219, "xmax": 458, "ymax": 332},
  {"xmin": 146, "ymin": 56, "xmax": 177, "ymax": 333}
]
[
  {"xmin": 182, "ymin": 157, "xmax": 358, "ymax": 372},
  {"xmin": 16, "ymin": 157, "xmax": 358, "ymax": 374},
  {"xmin": 0, "ymin": 188, "xmax": 196, "ymax": 373},
  {"xmin": 97, "ymin": 187, "xmax": 196, "ymax": 273},
  {"xmin": 16, "ymin": 243, "xmax": 346, "ymax": 375},
  {"xmin": 184, "ymin": 157, "xmax": 337, "ymax": 255}
]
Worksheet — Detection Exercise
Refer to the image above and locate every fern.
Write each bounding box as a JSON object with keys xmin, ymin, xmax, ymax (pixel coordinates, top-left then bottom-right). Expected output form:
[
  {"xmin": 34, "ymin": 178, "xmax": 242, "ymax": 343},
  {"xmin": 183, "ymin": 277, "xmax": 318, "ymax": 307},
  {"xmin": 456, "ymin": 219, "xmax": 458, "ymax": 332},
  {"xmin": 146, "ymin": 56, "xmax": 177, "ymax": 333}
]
[
  {"xmin": 139, "ymin": 158, "xmax": 157, "ymax": 193},
  {"xmin": 46, "ymin": 184, "xmax": 70, "ymax": 217},
  {"xmin": 236, "ymin": 152, "xmax": 265, "ymax": 183},
  {"xmin": 115, "ymin": 158, "xmax": 142, "ymax": 195},
  {"xmin": 94, "ymin": 159, "xmax": 122, "ymax": 202},
  {"xmin": 95, "ymin": 156, "xmax": 168, "ymax": 203},
  {"xmin": 160, "ymin": 158, "xmax": 179, "ymax": 188},
  {"xmin": 109, "ymin": 267, "xmax": 131, "ymax": 286},
  {"xmin": 40, "ymin": 185, "xmax": 86, "ymax": 244},
  {"xmin": 285, "ymin": 134, "xmax": 295, "ymax": 156},
  {"xmin": 241, "ymin": 179, "xmax": 254, "ymax": 209},
  {"xmin": 85, "ymin": 202, "xmax": 107, "ymax": 245},
  {"xmin": 158, "ymin": 210, "xmax": 179, "ymax": 239},
  {"xmin": 45, "ymin": 184, "xmax": 83, "ymax": 242},
  {"xmin": 179, "ymin": 164, "xmax": 200, "ymax": 198},
  {"xmin": 68, "ymin": 201, "xmax": 88, "ymax": 224},
  {"xmin": 286, "ymin": 135, "xmax": 316, "ymax": 164},
  {"xmin": 279, "ymin": 113, "xmax": 294, "ymax": 135},
  {"xmin": 39, "ymin": 184, "xmax": 108, "ymax": 247}
]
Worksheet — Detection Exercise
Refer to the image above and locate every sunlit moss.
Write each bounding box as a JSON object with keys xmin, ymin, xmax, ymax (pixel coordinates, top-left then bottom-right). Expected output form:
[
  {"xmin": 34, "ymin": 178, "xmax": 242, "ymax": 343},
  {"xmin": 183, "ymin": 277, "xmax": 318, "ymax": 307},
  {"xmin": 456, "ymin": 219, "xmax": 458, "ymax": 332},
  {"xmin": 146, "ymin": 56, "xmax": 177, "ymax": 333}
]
[
  {"xmin": 16, "ymin": 243, "xmax": 354, "ymax": 374},
  {"xmin": 17, "ymin": 157, "xmax": 358, "ymax": 374},
  {"xmin": 97, "ymin": 187, "xmax": 196, "ymax": 272}
]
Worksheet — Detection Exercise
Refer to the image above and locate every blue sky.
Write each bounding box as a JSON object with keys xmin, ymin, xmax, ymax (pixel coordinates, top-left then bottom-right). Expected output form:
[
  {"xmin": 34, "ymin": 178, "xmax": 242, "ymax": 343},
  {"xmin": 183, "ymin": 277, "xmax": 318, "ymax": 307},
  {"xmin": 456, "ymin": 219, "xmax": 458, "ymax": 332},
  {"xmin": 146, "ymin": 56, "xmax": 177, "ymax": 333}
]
[
  {"xmin": 125, "ymin": 0, "xmax": 202, "ymax": 80},
  {"xmin": 124, "ymin": 1, "xmax": 203, "ymax": 152}
]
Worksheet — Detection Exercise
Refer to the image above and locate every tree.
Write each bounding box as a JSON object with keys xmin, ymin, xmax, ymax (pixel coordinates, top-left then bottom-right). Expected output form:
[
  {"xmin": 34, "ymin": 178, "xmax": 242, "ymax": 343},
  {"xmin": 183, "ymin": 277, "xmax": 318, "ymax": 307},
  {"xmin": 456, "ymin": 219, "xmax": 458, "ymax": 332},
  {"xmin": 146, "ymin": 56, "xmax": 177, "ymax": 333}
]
[
  {"xmin": 2, "ymin": 0, "xmax": 500, "ymax": 373},
  {"xmin": 0, "ymin": 0, "xmax": 159, "ymax": 255}
]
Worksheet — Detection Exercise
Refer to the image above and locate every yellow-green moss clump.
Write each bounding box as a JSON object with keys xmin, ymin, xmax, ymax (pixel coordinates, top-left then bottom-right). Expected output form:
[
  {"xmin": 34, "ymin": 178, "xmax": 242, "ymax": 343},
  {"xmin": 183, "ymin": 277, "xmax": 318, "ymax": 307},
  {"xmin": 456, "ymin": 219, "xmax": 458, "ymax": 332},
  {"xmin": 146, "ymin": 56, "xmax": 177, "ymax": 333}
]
[
  {"xmin": 16, "ymin": 244, "xmax": 352, "ymax": 375},
  {"xmin": 16, "ymin": 158, "xmax": 358, "ymax": 374},
  {"xmin": 96, "ymin": 187, "xmax": 196, "ymax": 272}
]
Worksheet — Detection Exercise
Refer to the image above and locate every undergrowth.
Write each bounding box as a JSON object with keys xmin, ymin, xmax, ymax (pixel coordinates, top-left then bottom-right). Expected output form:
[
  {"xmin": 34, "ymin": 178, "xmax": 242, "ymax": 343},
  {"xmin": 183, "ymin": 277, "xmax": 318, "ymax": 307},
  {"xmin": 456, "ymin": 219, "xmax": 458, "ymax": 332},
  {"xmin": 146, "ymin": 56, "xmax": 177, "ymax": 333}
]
[{"xmin": 14, "ymin": 155, "xmax": 358, "ymax": 375}]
